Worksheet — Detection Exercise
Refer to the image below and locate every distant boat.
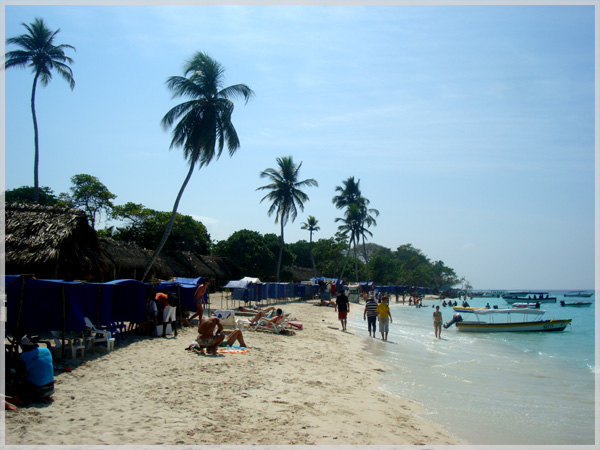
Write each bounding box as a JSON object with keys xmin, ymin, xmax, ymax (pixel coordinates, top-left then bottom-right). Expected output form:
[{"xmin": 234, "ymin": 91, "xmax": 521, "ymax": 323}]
[
  {"xmin": 470, "ymin": 290, "xmax": 506, "ymax": 298},
  {"xmin": 454, "ymin": 309, "xmax": 571, "ymax": 332},
  {"xmin": 564, "ymin": 291, "xmax": 593, "ymax": 298},
  {"xmin": 511, "ymin": 302, "xmax": 541, "ymax": 309},
  {"xmin": 503, "ymin": 292, "xmax": 556, "ymax": 304},
  {"xmin": 560, "ymin": 300, "xmax": 592, "ymax": 307}
]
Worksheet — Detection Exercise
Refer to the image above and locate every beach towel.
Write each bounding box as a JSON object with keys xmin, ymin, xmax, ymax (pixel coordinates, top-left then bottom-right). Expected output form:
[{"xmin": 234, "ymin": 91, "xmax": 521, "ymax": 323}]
[{"xmin": 287, "ymin": 321, "xmax": 303, "ymax": 330}]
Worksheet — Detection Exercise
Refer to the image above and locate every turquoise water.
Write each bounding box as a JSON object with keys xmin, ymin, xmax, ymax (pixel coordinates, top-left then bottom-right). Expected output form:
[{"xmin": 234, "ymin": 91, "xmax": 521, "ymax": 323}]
[{"xmin": 348, "ymin": 291, "xmax": 596, "ymax": 445}]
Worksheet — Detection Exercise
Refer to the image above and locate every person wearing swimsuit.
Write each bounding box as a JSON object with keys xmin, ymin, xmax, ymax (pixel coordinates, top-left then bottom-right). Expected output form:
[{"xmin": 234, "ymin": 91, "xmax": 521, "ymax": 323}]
[{"xmin": 433, "ymin": 305, "xmax": 443, "ymax": 339}]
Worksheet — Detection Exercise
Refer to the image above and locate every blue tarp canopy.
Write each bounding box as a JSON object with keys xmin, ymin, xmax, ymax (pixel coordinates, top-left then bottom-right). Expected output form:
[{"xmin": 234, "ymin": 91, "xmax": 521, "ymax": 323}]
[
  {"xmin": 6, "ymin": 276, "xmax": 149, "ymax": 335},
  {"xmin": 154, "ymin": 279, "xmax": 204, "ymax": 311}
]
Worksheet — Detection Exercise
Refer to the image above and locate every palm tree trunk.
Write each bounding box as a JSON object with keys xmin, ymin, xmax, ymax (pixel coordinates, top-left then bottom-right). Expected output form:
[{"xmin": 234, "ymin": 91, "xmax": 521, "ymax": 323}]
[
  {"xmin": 309, "ymin": 231, "xmax": 317, "ymax": 280},
  {"xmin": 353, "ymin": 234, "xmax": 359, "ymax": 283},
  {"xmin": 338, "ymin": 231, "xmax": 353, "ymax": 282},
  {"xmin": 276, "ymin": 218, "xmax": 284, "ymax": 284},
  {"xmin": 142, "ymin": 161, "xmax": 196, "ymax": 281},
  {"xmin": 362, "ymin": 236, "xmax": 370, "ymax": 282},
  {"xmin": 31, "ymin": 73, "xmax": 40, "ymax": 203}
]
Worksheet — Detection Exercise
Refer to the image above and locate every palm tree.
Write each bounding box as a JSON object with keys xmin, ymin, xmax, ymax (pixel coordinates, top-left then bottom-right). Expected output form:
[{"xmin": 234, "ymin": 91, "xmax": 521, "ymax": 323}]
[
  {"xmin": 332, "ymin": 176, "xmax": 379, "ymax": 283},
  {"xmin": 332, "ymin": 176, "xmax": 361, "ymax": 210},
  {"xmin": 357, "ymin": 199, "xmax": 379, "ymax": 282},
  {"xmin": 301, "ymin": 215, "xmax": 320, "ymax": 279},
  {"xmin": 142, "ymin": 51, "xmax": 254, "ymax": 281},
  {"xmin": 257, "ymin": 156, "xmax": 318, "ymax": 283},
  {"xmin": 335, "ymin": 203, "xmax": 362, "ymax": 282},
  {"xmin": 4, "ymin": 18, "xmax": 75, "ymax": 203}
]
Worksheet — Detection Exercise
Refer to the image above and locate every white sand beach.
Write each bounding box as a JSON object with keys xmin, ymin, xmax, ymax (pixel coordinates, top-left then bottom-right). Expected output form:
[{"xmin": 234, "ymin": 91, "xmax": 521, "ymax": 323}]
[{"xmin": 4, "ymin": 299, "xmax": 466, "ymax": 445}]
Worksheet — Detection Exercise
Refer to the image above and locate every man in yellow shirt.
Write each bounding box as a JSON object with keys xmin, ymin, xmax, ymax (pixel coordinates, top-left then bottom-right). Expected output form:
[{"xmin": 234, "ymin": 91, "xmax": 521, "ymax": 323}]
[{"xmin": 376, "ymin": 296, "xmax": 393, "ymax": 341}]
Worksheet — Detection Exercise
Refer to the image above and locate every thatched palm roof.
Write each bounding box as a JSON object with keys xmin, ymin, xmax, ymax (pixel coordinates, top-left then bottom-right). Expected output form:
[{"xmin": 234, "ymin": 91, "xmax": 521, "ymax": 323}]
[
  {"xmin": 5, "ymin": 203, "xmax": 107, "ymax": 280},
  {"xmin": 282, "ymin": 265, "xmax": 319, "ymax": 283},
  {"xmin": 98, "ymin": 238, "xmax": 241, "ymax": 285}
]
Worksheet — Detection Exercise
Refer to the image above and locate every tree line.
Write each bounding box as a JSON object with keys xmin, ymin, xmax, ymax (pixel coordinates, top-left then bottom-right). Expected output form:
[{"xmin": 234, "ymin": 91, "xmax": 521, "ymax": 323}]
[{"xmin": 6, "ymin": 181, "xmax": 459, "ymax": 291}]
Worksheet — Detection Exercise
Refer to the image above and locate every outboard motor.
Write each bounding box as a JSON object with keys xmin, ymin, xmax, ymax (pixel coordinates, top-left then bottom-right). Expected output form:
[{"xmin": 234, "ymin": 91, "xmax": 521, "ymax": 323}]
[
  {"xmin": 443, "ymin": 313, "xmax": 463, "ymax": 329},
  {"xmin": 560, "ymin": 300, "xmax": 565, "ymax": 307}
]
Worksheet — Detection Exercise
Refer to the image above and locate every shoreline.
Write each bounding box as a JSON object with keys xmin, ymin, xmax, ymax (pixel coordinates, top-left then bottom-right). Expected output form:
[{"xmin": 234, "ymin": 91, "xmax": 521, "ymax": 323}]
[{"xmin": 4, "ymin": 298, "xmax": 467, "ymax": 445}]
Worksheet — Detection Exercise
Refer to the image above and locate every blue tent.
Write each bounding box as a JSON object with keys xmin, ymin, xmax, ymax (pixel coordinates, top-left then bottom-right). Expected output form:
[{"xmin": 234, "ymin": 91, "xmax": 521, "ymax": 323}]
[
  {"xmin": 6, "ymin": 277, "xmax": 90, "ymax": 333},
  {"xmin": 6, "ymin": 276, "xmax": 150, "ymax": 335}
]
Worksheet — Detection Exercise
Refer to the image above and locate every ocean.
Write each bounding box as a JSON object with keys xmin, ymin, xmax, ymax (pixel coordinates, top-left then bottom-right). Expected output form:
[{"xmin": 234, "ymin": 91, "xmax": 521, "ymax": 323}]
[{"xmin": 347, "ymin": 290, "xmax": 596, "ymax": 445}]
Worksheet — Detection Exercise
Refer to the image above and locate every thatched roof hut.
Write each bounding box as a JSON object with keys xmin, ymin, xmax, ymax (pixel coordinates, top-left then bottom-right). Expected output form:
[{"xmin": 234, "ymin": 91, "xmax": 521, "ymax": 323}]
[
  {"xmin": 282, "ymin": 265, "xmax": 319, "ymax": 283},
  {"xmin": 99, "ymin": 238, "xmax": 241, "ymax": 286},
  {"xmin": 5, "ymin": 203, "xmax": 108, "ymax": 280}
]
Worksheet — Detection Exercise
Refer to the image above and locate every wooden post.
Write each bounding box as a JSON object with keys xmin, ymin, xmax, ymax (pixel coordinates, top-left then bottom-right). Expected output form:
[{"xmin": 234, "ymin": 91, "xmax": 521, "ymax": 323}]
[
  {"xmin": 96, "ymin": 284, "xmax": 102, "ymax": 325},
  {"xmin": 61, "ymin": 285, "xmax": 66, "ymax": 360},
  {"xmin": 176, "ymin": 284, "xmax": 182, "ymax": 325},
  {"xmin": 14, "ymin": 275, "xmax": 26, "ymax": 344}
]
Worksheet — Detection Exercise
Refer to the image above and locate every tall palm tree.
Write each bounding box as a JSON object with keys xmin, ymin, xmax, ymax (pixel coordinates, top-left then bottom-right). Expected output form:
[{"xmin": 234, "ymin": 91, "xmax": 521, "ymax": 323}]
[
  {"xmin": 301, "ymin": 215, "xmax": 320, "ymax": 279},
  {"xmin": 257, "ymin": 156, "xmax": 318, "ymax": 283},
  {"xmin": 332, "ymin": 176, "xmax": 379, "ymax": 283},
  {"xmin": 357, "ymin": 199, "xmax": 379, "ymax": 282},
  {"xmin": 142, "ymin": 51, "xmax": 254, "ymax": 281},
  {"xmin": 4, "ymin": 18, "xmax": 75, "ymax": 203},
  {"xmin": 335, "ymin": 203, "xmax": 362, "ymax": 282}
]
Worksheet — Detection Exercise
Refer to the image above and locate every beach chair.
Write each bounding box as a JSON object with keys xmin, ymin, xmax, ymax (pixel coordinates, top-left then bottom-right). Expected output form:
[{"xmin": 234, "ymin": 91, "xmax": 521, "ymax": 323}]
[
  {"xmin": 50, "ymin": 331, "xmax": 86, "ymax": 359},
  {"xmin": 213, "ymin": 310, "xmax": 236, "ymax": 329},
  {"xmin": 84, "ymin": 317, "xmax": 115, "ymax": 352},
  {"xmin": 253, "ymin": 313, "xmax": 291, "ymax": 333}
]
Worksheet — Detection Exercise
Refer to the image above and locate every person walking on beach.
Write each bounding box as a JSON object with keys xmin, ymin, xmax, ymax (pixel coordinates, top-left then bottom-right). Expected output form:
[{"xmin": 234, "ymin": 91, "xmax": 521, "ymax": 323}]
[
  {"xmin": 363, "ymin": 296, "xmax": 378, "ymax": 337},
  {"xmin": 433, "ymin": 305, "xmax": 443, "ymax": 339},
  {"xmin": 376, "ymin": 296, "xmax": 392, "ymax": 341},
  {"xmin": 335, "ymin": 290, "xmax": 350, "ymax": 331}
]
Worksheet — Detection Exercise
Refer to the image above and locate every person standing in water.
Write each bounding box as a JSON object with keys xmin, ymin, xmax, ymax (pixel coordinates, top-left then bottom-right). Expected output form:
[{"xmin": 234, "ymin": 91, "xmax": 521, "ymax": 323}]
[
  {"xmin": 433, "ymin": 305, "xmax": 443, "ymax": 339},
  {"xmin": 376, "ymin": 296, "xmax": 392, "ymax": 341}
]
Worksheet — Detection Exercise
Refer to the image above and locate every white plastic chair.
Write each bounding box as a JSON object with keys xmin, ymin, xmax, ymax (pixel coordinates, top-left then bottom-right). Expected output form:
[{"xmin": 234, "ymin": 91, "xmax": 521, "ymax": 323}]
[
  {"xmin": 50, "ymin": 331, "xmax": 86, "ymax": 359},
  {"xmin": 84, "ymin": 317, "xmax": 115, "ymax": 351}
]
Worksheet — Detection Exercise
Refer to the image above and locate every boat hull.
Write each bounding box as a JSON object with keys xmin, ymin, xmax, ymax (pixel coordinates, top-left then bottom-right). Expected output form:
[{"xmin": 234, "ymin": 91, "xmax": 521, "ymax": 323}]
[
  {"xmin": 504, "ymin": 297, "xmax": 556, "ymax": 304},
  {"xmin": 564, "ymin": 292, "xmax": 593, "ymax": 298},
  {"xmin": 560, "ymin": 302, "xmax": 592, "ymax": 307},
  {"xmin": 456, "ymin": 319, "xmax": 571, "ymax": 332}
]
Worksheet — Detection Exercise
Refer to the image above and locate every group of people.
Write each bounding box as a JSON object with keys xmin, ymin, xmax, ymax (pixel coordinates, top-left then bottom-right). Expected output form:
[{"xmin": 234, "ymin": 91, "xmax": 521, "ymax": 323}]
[
  {"xmin": 332, "ymin": 290, "xmax": 394, "ymax": 340},
  {"xmin": 332, "ymin": 291, "xmax": 446, "ymax": 340},
  {"xmin": 362, "ymin": 295, "xmax": 393, "ymax": 340},
  {"xmin": 144, "ymin": 279, "xmax": 213, "ymax": 338}
]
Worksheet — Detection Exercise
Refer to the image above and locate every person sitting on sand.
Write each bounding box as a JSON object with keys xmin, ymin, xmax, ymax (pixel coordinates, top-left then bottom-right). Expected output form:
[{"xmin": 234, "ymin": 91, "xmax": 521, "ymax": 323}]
[
  {"xmin": 319, "ymin": 298, "xmax": 335, "ymax": 307},
  {"xmin": 191, "ymin": 317, "xmax": 248, "ymax": 355},
  {"xmin": 194, "ymin": 316, "xmax": 225, "ymax": 355},
  {"xmin": 13, "ymin": 335, "xmax": 55, "ymax": 405}
]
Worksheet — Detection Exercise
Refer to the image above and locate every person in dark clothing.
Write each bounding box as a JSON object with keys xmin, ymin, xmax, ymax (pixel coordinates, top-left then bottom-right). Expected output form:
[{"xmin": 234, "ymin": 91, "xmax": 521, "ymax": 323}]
[{"xmin": 335, "ymin": 290, "xmax": 350, "ymax": 331}]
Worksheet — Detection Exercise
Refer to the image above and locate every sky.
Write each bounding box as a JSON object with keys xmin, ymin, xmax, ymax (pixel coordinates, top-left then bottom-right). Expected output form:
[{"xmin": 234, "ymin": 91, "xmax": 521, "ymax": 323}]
[{"xmin": 2, "ymin": 3, "xmax": 596, "ymax": 290}]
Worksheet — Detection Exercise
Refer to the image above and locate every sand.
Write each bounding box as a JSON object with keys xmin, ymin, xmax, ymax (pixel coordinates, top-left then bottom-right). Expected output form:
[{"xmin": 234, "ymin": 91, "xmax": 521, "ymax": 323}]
[{"xmin": 3, "ymin": 298, "xmax": 467, "ymax": 445}]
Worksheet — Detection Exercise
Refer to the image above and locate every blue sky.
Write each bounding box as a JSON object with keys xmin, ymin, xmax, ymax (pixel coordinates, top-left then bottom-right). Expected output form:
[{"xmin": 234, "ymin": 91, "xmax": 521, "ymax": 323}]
[{"xmin": 2, "ymin": 4, "xmax": 596, "ymax": 290}]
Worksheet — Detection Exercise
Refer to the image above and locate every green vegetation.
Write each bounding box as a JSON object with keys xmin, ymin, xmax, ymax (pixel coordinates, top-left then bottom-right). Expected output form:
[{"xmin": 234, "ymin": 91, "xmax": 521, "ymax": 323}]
[
  {"xmin": 107, "ymin": 202, "xmax": 210, "ymax": 255},
  {"xmin": 5, "ymin": 185, "xmax": 60, "ymax": 206},
  {"xmin": 60, "ymin": 174, "xmax": 116, "ymax": 228}
]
